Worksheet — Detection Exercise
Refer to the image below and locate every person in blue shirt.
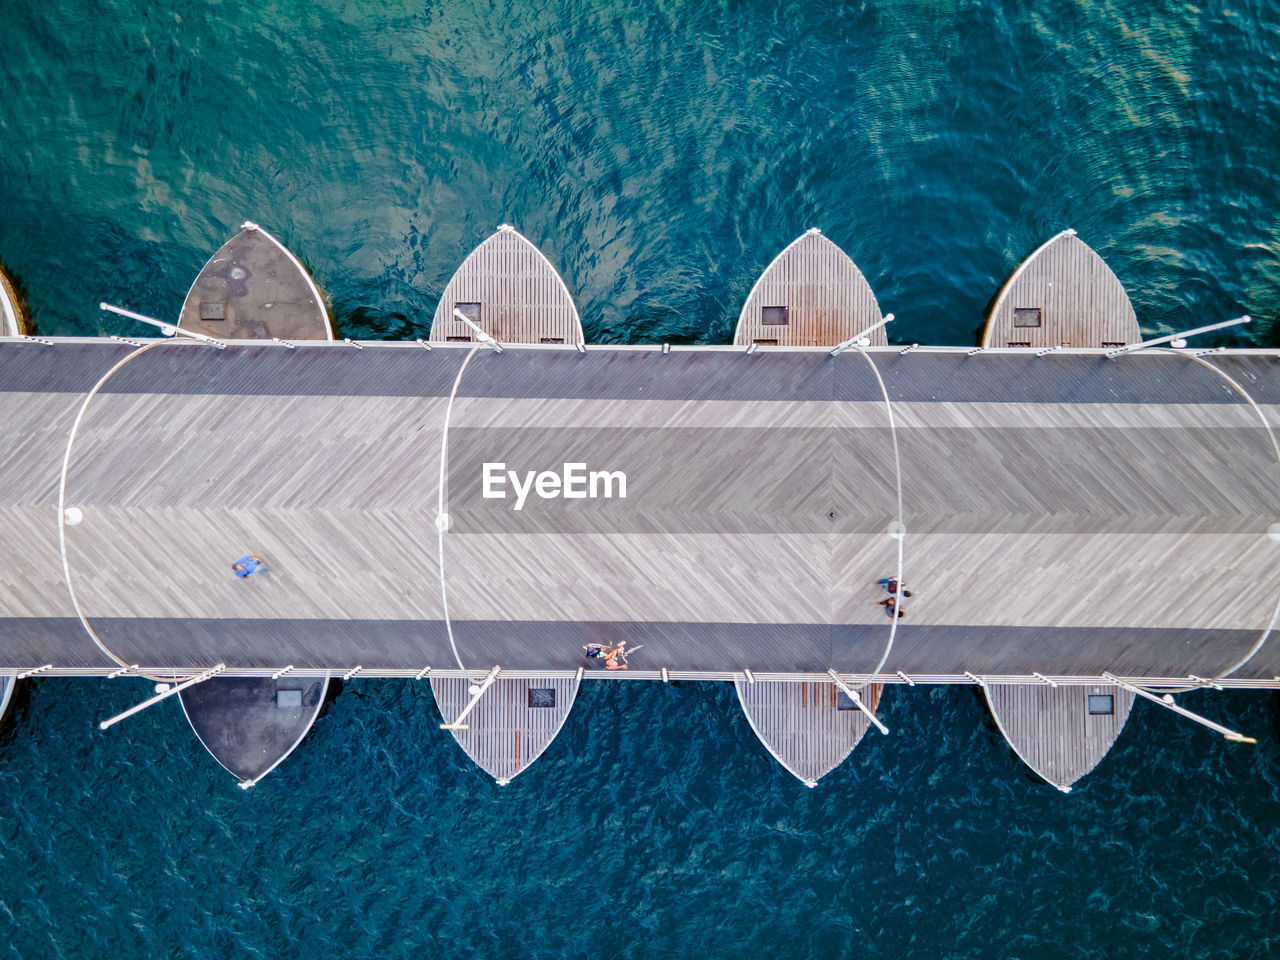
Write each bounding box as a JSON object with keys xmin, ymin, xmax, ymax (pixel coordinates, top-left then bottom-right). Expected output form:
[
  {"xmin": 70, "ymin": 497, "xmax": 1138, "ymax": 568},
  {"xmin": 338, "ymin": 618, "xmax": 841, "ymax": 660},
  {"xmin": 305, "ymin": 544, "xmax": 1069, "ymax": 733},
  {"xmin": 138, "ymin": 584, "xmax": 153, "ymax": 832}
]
[{"xmin": 232, "ymin": 554, "xmax": 266, "ymax": 579}]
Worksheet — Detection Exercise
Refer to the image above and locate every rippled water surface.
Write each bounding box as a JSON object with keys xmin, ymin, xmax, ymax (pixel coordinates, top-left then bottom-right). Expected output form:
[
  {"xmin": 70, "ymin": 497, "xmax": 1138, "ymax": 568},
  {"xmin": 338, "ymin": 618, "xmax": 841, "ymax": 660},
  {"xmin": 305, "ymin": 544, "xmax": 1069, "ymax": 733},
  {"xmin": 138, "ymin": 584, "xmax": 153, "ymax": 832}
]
[{"xmin": 1, "ymin": 1, "xmax": 1279, "ymax": 957}]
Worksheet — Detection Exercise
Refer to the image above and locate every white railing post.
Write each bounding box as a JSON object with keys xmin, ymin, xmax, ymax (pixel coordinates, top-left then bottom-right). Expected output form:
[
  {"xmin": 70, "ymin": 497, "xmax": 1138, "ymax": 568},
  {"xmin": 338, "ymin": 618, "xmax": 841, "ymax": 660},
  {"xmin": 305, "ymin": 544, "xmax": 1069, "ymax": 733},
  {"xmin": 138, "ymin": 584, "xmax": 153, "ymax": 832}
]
[
  {"xmin": 1105, "ymin": 316, "xmax": 1249, "ymax": 358},
  {"xmin": 1102, "ymin": 673, "xmax": 1256, "ymax": 742},
  {"xmin": 830, "ymin": 314, "xmax": 893, "ymax": 355},
  {"xmin": 99, "ymin": 302, "xmax": 227, "ymax": 349},
  {"xmin": 453, "ymin": 308, "xmax": 503, "ymax": 353},
  {"xmin": 99, "ymin": 664, "xmax": 226, "ymax": 730},
  {"xmin": 440, "ymin": 665, "xmax": 501, "ymax": 730}
]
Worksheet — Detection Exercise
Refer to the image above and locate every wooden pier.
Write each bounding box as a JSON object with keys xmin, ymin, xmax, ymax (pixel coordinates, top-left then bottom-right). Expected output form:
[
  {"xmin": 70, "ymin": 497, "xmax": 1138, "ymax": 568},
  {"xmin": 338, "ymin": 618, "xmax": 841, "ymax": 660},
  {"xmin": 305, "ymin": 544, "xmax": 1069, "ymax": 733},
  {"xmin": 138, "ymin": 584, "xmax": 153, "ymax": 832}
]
[{"xmin": 0, "ymin": 225, "xmax": 1275, "ymax": 793}]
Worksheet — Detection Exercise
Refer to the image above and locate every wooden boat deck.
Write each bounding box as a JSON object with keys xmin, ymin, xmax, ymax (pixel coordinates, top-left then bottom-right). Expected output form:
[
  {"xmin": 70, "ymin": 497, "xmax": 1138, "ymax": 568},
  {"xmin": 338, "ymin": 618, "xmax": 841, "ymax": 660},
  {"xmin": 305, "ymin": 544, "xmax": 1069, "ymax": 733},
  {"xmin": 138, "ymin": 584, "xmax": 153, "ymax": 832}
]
[
  {"xmin": 736, "ymin": 679, "xmax": 883, "ymax": 786},
  {"xmin": 431, "ymin": 673, "xmax": 580, "ymax": 784},
  {"xmin": 983, "ymin": 230, "xmax": 1140, "ymax": 349},
  {"xmin": 428, "ymin": 226, "xmax": 583, "ymax": 345},
  {"xmin": 983, "ymin": 682, "xmax": 1135, "ymax": 791},
  {"xmin": 177, "ymin": 223, "xmax": 332, "ymax": 340},
  {"xmin": 179, "ymin": 674, "xmax": 329, "ymax": 785},
  {"xmin": 0, "ymin": 267, "xmax": 26, "ymax": 337},
  {"xmin": 735, "ymin": 230, "xmax": 888, "ymax": 347}
]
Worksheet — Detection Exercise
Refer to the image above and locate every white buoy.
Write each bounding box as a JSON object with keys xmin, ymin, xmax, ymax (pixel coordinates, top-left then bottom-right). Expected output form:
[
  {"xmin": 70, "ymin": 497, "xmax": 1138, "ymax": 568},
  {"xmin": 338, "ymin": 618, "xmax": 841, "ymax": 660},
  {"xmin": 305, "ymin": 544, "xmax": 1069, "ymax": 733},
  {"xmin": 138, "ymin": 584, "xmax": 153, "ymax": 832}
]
[
  {"xmin": 1268, "ymin": 522, "xmax": 1280, "ymax": 542},
  {"xmin": 436, "ymin": 513, "xmax": 452, "ymax": 532},
  {"xmin": 64, "ymin": 506, "xmax": 83, "ymax": 526},
  {"xmin": 154, "ymin": 682, "xmax": 171, "ymax": 694}
]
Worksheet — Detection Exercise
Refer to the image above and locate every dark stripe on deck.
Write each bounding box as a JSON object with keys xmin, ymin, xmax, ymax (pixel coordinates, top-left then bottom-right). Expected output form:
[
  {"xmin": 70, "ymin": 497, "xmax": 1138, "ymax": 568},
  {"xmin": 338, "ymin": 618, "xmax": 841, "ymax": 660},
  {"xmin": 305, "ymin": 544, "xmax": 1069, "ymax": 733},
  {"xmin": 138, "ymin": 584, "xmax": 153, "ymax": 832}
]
[
  {"xmin": 1, "ymin": 342, "xmax": 1272, "ymax": 405},
  {"xmin": 1, "ymin": 618, "xmax": 1270, "ymax": 679}
]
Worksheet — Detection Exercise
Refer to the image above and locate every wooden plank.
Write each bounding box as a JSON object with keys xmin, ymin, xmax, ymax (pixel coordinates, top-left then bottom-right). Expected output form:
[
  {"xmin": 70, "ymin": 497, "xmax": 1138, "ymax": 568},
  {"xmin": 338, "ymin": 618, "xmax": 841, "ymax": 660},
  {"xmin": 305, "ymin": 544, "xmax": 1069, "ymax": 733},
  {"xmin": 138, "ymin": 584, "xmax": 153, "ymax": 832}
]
[
  {"xmin": 735, "ymin": 679, "xmax": 883, "ymax": 785},
  {"xmin": 984, "ymin": 683, "xmax": 1134, "ymax": 790},
  {"xmin": 430, "ymin": 674, "xmax": 580, "ymax": 784},
  {"xmin": 982, "ymin": 230, "xmax": 1140, "ymax": 348},
  {"xmin": 429, "ymin": 226, "xmax": 583, "ymax": 345},
  {"xmin": 177, "ymin": 223, "xmax": 332, "ymax": 340},
  {"xmin": 735, "ymin": 230, "xmax": 888, "ymax": 347}
]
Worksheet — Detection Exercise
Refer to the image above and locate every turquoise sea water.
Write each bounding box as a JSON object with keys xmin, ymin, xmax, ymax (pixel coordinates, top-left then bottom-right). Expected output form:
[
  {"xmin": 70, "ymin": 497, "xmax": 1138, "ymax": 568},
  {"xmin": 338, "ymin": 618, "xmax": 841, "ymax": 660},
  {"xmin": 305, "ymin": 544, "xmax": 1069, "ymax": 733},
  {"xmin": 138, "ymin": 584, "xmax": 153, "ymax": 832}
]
[{"xmin": 2, "ymin": 1, "xmax": 1280, "ymax": 956}]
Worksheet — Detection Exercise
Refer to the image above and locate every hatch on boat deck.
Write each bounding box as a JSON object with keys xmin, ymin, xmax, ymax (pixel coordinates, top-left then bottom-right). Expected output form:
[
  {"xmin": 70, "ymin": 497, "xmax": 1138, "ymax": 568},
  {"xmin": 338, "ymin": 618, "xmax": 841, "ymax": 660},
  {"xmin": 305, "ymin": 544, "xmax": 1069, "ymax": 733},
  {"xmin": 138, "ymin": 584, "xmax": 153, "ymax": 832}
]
[
  {"xmin": 179, "ymin": 675, "xmax": 330, "ymax": 787},
  {"xmin": 982, "ymin": 230, "xmax": 1140, "ymax": 349},
  {"xmin": 735, "ymin": 679, "xmax": 884, "ymax": 787},
  {"xmin": 429, "ymin": 224, "xmax": 584, "ymax": 345},
  {"xmin": 983, "ymin": 683, "xmax": 1134, "ymax": 792},
  {"xmin": 734, "ymin": 229, "xmax": 887, "ymax": 348},
  {"xmin": 431, "ymin": 674, "xmax": 581, "ymax": 785},
  {"xmin": 177, "ymin": 221, "xmax": 332, "ymax": 340}
]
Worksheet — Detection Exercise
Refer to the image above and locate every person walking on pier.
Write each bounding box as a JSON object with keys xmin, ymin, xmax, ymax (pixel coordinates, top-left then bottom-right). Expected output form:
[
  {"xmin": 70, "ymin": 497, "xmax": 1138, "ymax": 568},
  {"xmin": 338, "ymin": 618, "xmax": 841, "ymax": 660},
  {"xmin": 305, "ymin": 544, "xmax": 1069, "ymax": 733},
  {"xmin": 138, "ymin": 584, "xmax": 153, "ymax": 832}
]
[
  {"xmin": 232, "ymin": 554, "xmax": 266, "ymax": 579},
  {"xmin": 876, "ymin": 596, "xmax": 905, "ymax": 618},
  {"xmin": 876, "ymin": 577, "xmax": 911, "ymax": 597}
]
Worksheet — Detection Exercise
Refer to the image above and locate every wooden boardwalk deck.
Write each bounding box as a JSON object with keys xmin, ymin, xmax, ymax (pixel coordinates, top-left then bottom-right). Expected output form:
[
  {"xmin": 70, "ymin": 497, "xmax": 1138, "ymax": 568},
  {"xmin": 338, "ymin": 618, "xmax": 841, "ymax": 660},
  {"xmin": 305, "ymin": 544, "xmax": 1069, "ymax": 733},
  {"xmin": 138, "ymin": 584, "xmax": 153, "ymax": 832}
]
[
  {"xmin": 735, "ymin": 679, "xmax": 883, "ymax": 785},
  {"xmin": 0, "ymin": 267, "xmax": 25, "ymax": 337},
  {"xmin": 177, "ymin": 223, "xmax": 332, "ymax": 340},
  {"xmin": 428, "ymin": 226, "xmax": 583, "ymax": 345},
  {"xmin": 982, "ymin": 231, "xmax": 1140, "ymax": 348},
  {"xmin": 0, "ymin": 344, "xmax": 1276, "ymax": 682},
  {"xmin": 983, "ymin": 682, "xmax": 1134, "ymax": 791},
  {"xmin": 734, "ymin": 230, "xmax": 888, "ymax": 347}
]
